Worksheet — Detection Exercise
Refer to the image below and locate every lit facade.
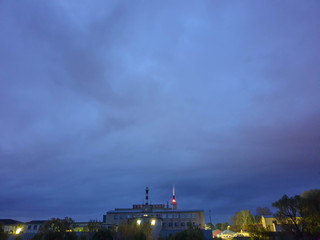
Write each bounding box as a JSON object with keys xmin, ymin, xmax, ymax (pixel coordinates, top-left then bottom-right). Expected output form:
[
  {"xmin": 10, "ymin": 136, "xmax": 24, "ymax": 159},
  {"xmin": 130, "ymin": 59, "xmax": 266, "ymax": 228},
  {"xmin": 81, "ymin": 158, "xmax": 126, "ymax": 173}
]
[{"xmin": 103, "ymin": 187, "xmax": 205, "ymax": 231}]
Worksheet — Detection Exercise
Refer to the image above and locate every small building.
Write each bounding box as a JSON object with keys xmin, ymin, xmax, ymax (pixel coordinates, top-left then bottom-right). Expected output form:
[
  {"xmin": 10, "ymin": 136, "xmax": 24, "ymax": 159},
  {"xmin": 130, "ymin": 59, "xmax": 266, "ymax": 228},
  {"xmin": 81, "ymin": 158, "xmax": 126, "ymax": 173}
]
[
  {"xmin": 0, "ymin": 219, "xmax": 24, "ymax": 234},
  {"xmin": 212, "ymin": 229, "xmax": 222, "ymax": 238},
  {"xmin": 261, "ymin": 216, "xmax": 282, "ymax": 232},
  {"xmin": 24, "ymin": 220, "xmax": 46, "ymax": 233},
  {"xmin": 217, "ymin": 228, "xmax": 235, "ymax": 239}
]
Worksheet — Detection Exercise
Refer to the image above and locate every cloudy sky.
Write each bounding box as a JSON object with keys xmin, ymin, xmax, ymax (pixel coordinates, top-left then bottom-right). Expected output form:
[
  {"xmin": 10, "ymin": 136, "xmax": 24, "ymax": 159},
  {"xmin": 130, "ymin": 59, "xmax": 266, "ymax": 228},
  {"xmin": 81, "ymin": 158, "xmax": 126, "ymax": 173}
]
[{"xmin": 0, "ymin": 0, "xmax": 319, "ymax": 224}]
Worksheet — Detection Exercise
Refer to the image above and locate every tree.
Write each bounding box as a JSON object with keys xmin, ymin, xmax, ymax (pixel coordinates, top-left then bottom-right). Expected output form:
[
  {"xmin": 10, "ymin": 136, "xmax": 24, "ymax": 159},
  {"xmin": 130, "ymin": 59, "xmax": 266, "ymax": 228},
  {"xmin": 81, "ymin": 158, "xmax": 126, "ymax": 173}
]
[
  {"xmin": 171, "ymin": 225, "xmax": 204, "ymax": 240},
  {"xmin": 300, "ymin": 189, "xmax": 320, "ymax": 235},
  {"xmin": 272, "ymin": 190, "xmax": 320, "ymax": 240},
  {"xmin": 35, "ymin": 217, "xmax": 77, "ymax": 240},
  {"xmin": 272, "ymin": 194, "xmax": 304, "ymax": 238},
  {"xmin": 87, "ymin": 219, "xmax": 102, "ymax": 233},
  {"xmin": 205, "ymin": 223, "xmax": 214, "ymax": 230},
  {"xmin": 254, "ymin": 207, "xmax": 272, "ymax": 224},
  {"xmin": 246, "ymin": 224, "xmax": 271, "ymax": 240},
  {"xmin": 213, "ymin": 222, "xmax": 229, "ymax": 231},
  {"xmin": 0, "ymin": 223, "xmax": 8, "ymax": 240},
  {"xmin": 92, "ymin": 228, "xmax": 114, "ymax": 240},
  {"xmin": 256, "ymin": 207, "xmax": 272, "ymax": 216},
  {"xmin": 231, "ymin": 210, "xmax": 254, "ymax": 230},
  {"xmin": 118, "ymin": 220, "xmax": 152, "ymax": 240}
]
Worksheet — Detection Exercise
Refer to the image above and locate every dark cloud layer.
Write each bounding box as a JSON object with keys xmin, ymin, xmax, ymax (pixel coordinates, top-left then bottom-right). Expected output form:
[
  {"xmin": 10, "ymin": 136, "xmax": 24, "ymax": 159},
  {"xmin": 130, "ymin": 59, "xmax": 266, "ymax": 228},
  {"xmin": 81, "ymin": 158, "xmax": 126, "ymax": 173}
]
[{"xmin": 0, "ymin": 0, "xmax": 319, "ymax": 223}]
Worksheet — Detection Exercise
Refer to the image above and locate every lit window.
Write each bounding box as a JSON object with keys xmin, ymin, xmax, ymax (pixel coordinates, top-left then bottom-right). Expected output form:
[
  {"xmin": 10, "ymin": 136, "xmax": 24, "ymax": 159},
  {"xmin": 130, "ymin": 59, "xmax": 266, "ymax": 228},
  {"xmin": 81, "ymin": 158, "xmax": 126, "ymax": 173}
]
[
  {"xmin": 151, "ymin": 219, "xmax": 156, "ymax": 226},
  {"xmin": 137, "ymin": 219, "xmax": 141, "ymax": 225}
]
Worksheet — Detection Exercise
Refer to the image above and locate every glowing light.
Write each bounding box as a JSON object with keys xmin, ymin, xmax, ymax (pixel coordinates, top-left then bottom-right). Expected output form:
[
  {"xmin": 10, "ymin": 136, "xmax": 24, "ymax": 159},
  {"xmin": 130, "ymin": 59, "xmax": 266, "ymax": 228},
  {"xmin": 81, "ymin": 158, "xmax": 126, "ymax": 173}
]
[
  {"xmin": 143, "ymin": 214, "xmax": 148, "ymax": 217},
  {"xmin": 137, "ymin": 219, "xmax": 141, "ymax": 225},
  {"xmin": 172, "ymin": 199, "xmax": 176, "ymax": 203},
  {"xmin": 15, "ymin": 228, "xmax": 22, "ymax": 234},
  {"xmin": 151, "ymin": 219, "xmax": 156, "ymax": 226}
]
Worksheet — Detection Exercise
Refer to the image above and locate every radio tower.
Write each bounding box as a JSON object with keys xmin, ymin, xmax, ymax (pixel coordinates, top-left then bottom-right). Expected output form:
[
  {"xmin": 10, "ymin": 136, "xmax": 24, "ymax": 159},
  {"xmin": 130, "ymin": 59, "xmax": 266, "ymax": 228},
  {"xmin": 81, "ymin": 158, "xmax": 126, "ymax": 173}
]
[
  {"xmin": 145, "ymin": 187, "xmax": 149, "ymax": 205},
  {"xmin": 172, "ymin": 185, "xmax": 177, "ymax": 210}
]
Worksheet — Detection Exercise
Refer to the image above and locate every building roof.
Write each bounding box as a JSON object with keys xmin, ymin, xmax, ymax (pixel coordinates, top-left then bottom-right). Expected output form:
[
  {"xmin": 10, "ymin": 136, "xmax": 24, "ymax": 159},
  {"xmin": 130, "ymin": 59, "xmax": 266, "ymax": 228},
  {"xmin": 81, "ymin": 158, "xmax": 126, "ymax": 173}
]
[
  {"xmin": 107, "ymin": 209, "xmax": 203, "ymax": 214},
  {"xmin": 212, "ymin": 229, "xmax": 222, "ymax": 236},
  {"xmin": 0, "ymin": 219, "xmax": 23, "ymax": 225},
  {"xmin": 25, "ymin": 220, "xmax": 47, "ymax": 224},
  {"xmin": 219, "ymin": 229, "xmax": 235, "ymax": 235}
]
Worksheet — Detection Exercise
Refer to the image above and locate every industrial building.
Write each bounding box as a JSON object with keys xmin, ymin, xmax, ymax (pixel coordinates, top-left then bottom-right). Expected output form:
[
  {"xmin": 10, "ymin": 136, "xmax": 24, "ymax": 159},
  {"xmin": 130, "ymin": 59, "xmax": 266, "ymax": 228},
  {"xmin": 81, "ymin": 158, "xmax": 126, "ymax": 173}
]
[{"xmin": 103, "ymin": 187, "xmax": 205, "ymax": 235}]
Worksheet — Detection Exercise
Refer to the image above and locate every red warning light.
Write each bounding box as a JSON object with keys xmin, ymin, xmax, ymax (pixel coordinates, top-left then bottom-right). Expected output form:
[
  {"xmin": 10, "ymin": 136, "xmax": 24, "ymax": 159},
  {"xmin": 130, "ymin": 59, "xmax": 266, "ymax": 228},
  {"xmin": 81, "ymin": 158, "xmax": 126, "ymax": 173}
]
[{"xmin": 172, "ymin": 199, "xmax": 176, "ymax": 203}]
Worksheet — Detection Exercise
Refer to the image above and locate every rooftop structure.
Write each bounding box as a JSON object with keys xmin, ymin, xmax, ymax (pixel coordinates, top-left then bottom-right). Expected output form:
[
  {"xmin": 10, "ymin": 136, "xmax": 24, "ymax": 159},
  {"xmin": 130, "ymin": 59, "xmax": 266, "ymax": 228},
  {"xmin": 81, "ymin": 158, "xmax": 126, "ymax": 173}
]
[{"xmin": 103, "ymin": 187, "xmax": 205, "ymax": 234}]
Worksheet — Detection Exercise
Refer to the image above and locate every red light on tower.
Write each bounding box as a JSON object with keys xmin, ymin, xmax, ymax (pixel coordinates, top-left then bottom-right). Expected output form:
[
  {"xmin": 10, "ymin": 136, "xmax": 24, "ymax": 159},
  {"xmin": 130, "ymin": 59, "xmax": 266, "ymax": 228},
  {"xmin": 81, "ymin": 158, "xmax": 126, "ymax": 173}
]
[{"xmin": 172, "ymin": 185, "xmax": 177, "ymax": 210}]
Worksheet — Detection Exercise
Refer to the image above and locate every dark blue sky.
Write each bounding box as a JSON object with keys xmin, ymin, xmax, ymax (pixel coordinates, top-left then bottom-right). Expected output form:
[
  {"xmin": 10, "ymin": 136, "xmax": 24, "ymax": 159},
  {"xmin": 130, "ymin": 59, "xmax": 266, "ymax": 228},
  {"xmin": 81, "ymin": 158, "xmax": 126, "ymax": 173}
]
[{"xmin": 0, "ymin": 0, "xmax": 319, "ymax": 224}]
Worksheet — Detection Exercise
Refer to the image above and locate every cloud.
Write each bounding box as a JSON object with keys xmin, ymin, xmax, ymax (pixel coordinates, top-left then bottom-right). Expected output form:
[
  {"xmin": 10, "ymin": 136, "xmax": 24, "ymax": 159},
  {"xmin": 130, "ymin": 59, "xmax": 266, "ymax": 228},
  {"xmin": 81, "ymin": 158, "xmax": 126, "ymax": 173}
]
[{"xmin": 0, "ymin": 0, "xmax": 319, "ymax": 223}]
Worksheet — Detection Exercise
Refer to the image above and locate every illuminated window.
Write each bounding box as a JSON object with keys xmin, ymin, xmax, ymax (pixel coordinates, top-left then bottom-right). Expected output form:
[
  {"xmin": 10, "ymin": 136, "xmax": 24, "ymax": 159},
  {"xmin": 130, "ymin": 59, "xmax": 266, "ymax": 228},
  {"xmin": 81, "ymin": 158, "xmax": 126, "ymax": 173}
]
[{"xmin": 151, "ymin": 219, "xmax": 156, "ymax": 225}]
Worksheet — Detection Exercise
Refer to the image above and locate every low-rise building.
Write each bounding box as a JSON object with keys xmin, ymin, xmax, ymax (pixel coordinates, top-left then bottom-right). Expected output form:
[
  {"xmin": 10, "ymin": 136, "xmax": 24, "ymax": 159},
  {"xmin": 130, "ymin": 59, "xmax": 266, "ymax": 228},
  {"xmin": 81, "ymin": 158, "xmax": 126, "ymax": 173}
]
[
  {"xmin": 0, "ymin": 219, "xmax": 24, "ymax": 234},
  {"xmin": 103, "ymin": 187, "xmax": 206, "ymax": 238}
]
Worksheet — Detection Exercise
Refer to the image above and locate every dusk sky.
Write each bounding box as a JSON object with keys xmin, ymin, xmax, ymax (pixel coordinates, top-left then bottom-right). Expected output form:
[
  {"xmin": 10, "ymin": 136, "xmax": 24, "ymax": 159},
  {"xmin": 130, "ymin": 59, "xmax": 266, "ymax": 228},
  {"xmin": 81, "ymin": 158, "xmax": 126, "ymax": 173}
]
[{"xmin": 0, "ymin": 0, "xmax": 319, "ymax": 224}]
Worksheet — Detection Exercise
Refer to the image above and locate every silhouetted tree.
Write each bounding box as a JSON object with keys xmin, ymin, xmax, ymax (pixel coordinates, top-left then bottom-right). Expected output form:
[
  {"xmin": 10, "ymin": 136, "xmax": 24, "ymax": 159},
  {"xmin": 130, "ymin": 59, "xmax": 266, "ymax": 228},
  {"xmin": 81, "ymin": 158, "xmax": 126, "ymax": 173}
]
[
  {"xmin": 87, "ymin": 219, "xmax": 102, "ymax": 233},
  {"xmin": 256, "ymin": 207, "xmax": 272, "ymax": 216},
  {"xmin": 0, "ymin": 223, "xmax": 8, "ymax": 240},
  {"xmin": 33, "ymin": 217, "xmax": 77, "ymax": 240},
  {"xmin": 214, "ymin": 222, "xmax": 229, "ymax": 231},
  {"xmin": 272, "ymin": 190, "xmax": 320, "ymax": 240},
  {"xmin": 118, "ymin": 220, "xmax": 151, "ymax": 240},
  {"xmin": 92, "ymin": 228, "xmax": 114, "ymax": 240},
  {"xmin": 170, "ymin": 225, "xmax": 204, "ymax": 240}
]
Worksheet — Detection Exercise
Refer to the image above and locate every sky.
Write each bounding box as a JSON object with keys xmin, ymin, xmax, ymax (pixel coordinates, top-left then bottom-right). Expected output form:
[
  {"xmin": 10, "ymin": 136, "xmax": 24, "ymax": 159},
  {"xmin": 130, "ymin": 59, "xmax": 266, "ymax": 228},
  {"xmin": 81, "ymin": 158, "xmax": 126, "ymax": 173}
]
[{"xmin": 0, "ymin": 0, "xmax": 319, "ymax": 224}]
